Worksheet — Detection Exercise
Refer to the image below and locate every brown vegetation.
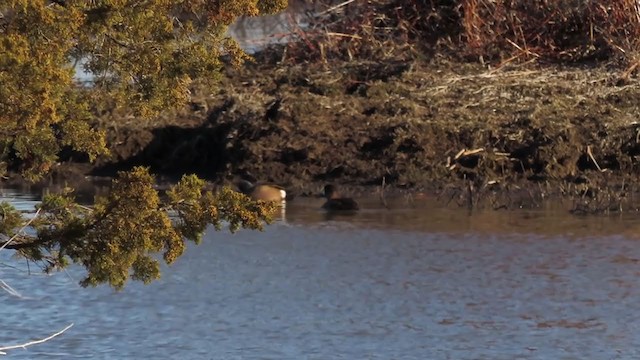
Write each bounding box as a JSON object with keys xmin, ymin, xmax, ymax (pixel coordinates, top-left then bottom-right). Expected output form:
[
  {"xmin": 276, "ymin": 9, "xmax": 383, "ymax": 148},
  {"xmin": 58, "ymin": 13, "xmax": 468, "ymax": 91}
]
[
  {"xmin": 28, "ymin": 1, "xmax": 640, "ymax": 212},
  {"xmin": 278, "ymin": 0, "xmax": 640, "ymax": 68}
]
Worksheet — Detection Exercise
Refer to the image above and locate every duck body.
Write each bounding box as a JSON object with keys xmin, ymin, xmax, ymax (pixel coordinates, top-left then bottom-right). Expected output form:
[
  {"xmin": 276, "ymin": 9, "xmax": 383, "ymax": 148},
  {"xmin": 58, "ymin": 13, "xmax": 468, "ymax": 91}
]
[
  {"xmin": 322, "ymin": 197, "xmax": 360, "ymax": 211},
  {"xmin": 237, "ymin": 180, "xmax": 286, "ymax": 203},
  {"xmin": 321, "ymin": 184, "xmax": 359, "ymax": 211}
]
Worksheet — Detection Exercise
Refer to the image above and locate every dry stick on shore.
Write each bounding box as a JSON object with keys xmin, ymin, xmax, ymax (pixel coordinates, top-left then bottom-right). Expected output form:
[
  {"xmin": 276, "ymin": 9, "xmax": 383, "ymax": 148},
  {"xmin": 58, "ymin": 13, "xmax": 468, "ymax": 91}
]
[
  {"xmin": 586, "ymin": 145, "xmax": 605, "ymax": 172},
  {"xmin": 379, "ymin": 176, "xmax": 389, "ymax": 209},
  {"xmin": 0, "ymin": 323, "xmax": 74, "ymax": 355},
  {"xmin": 454, "ymin": 148, "xmax": 484, "ymax": 160},
  {"xmin": 466, "ymin": 179, "xmax": 475, "ymax": 211},
  {"xmin": 621, "ymin": 59, "xmax": 640, "ymax": 81},
  {"xmin": 316, "ymin": 0, "xmax": 357, "ymax": 17}
]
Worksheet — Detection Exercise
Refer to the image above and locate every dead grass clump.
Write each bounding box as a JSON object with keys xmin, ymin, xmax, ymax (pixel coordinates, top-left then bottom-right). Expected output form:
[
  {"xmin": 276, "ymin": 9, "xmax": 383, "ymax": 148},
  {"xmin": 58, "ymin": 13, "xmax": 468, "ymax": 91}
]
[
  {"xmin": 265, "ymin": 0, "xmax": 463, "ymax": 63},
  {"xmin": 463, "ymin": 0, "xmax": 640, "ymax": 66},
  {"xmin": 265, "ymin": 1, "xmax": 640, "ymax": 69}
]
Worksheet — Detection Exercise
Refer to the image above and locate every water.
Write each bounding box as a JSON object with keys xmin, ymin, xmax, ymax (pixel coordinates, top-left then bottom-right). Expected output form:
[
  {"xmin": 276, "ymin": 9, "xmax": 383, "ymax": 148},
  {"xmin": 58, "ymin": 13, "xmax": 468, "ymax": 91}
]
[
  {"xmin": 2, "ymin": 188, "xmax": 640, "ymax": 359},
  {"xmin": 74, "ymin": 2, "xmax": 314, "ymax": 84}
]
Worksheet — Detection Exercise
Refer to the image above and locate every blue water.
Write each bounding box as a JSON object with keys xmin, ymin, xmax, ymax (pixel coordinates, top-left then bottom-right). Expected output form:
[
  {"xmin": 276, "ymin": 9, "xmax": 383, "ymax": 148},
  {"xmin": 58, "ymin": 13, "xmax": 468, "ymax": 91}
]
[{"xmin": 2, "ymin": 190, "xmax": 640, "ymax": 359}]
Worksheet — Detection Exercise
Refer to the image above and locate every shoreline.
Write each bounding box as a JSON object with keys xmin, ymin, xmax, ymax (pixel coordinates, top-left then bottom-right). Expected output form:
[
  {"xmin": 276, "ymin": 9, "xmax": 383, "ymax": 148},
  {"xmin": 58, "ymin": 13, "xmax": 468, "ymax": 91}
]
[{"xmin": 9, "ymin": 57, "xmax": 640, "ymax": 213}]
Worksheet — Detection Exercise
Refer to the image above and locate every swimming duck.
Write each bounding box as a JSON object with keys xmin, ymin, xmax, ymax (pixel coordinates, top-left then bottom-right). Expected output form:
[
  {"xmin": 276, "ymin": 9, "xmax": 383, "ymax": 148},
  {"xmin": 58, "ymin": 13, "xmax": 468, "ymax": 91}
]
[
  {"xmin": 237, "ymin": 179, "xmax": 287, "ymax": 203},
  {"xmin": 321, "ymin": 184, "xmax": 359, "ymax": 211}
]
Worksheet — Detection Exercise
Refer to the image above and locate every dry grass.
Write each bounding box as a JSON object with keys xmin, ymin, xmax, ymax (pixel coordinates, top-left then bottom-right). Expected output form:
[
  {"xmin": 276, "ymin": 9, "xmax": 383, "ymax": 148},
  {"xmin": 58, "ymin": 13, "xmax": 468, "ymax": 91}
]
[
  {"xmin": 463, "ymin": 0, "xmax": 640, "ymax": 65},
  {"xmin": 266, "ymin": 0, "xmax": 640, "ymax": 71}
]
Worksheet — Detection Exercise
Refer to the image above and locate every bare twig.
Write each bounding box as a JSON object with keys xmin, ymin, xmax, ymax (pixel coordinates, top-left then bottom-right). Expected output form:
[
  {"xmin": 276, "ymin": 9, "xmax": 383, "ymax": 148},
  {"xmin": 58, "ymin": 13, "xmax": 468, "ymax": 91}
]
[
  {"xmin": 454, "ymin": 148, "xmax": 485, "ymax": 160},
  {"xmin": 379, "ymin": 176, "xmax": 389, "ymax": 209},
  {"xmin": 467, "ymin": 180, "xmax": 475, "ymax": 211},
  {"xmin": 0, "ymin": 207, "xmax": 41, "ymax": 253},
  {"xmin": 0, "ymin": 323, "xmax": 74, "ymax": 355},
  {"xmin": 586, "ymin": 145, "xmax": 605, "ymax": 172},
  {"xmin": 325, "ymin": 32, "xmax": 362, "ymax": 40},
  {"xmin": 317, "ymin": 0, "xmax": 357, "ymax": 17},
  {"xmin": 0, "ymin": 279, "xmax": 27, "ymax": 299}
]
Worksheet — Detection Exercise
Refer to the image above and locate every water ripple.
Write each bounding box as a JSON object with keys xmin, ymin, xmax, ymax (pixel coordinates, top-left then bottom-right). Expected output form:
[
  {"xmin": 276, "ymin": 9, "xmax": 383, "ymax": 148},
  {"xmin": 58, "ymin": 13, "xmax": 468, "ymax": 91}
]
[{"xmin": 2, "ymin": 192, "xmax": 640, "ymax": 359}]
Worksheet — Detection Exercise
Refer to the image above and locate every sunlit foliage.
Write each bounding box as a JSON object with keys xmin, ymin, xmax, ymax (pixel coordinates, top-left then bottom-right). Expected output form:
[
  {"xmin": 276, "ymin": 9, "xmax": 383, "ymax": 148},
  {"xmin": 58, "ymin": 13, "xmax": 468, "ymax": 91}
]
[
  {"xmin": 1, "ymin": 167, "xmax": 277, "ymax": 290},
  {"xmin": 0, "ymin": 0, "xmax": 287, "ymax": 180},
  {"xmin": 0, "ymin": 0, "xmax": 287, "ymax": 290}
]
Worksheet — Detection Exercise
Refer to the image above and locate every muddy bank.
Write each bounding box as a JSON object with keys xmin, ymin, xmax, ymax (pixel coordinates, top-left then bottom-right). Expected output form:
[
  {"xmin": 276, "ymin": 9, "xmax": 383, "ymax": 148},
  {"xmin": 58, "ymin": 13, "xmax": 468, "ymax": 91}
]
[{"xmin": 39, "ymin": 57, "xmax": 640, "ymax": 211}]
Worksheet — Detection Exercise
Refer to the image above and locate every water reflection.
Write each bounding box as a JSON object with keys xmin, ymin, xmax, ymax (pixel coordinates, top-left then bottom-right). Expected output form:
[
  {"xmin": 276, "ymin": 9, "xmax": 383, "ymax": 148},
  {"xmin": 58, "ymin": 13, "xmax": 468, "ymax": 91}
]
[
  {"xmin": 0, "ymin": 188, "xmax": 39, "ymax": 213},
  {"xmin": 2, "ymin": 187, "xmax": 640, "ymax": 359},
  {"xmin": 4, "ymin": 183, "xmax": 639, "ymax": 238},
  {"xmin": 278, "ymin": 196, "xmax": 640, "ymax": 239},
  {"xmin": 74, "ymin": 2, "xmax": 315, "ymax": 84}
]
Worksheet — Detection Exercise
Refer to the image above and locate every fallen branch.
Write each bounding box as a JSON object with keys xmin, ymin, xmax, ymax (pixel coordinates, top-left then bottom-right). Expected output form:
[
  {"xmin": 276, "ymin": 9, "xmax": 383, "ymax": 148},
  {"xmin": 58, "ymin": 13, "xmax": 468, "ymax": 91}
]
[{"xmin": 0, "ymin": 323, "xmax": 74, "ymax": 355}]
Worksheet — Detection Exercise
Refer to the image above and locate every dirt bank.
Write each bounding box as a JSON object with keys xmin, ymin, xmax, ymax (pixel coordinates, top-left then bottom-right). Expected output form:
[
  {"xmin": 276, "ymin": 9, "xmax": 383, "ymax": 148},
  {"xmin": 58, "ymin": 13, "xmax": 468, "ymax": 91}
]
[{"xmin": 42, "ymin": 57, "xmax": 640, "ymax": 212}]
